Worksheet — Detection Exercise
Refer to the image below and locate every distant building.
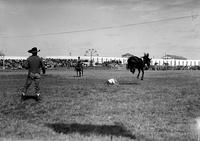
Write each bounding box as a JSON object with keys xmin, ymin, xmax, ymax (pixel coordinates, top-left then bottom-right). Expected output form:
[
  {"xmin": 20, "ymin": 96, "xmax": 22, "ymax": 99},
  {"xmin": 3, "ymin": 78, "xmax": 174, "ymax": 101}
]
[
  {"xmin": 162, "ymin": 54, "xmax": 187, "ymax": 60},
  {"xmin": 121, "ymin": 53, "xmax": 133, "ymax": 58},
  {"xmin": 2, "ymin": 55, "xmax": 200, "ymax": 67},
  {"xmin": 152, "ymin": 54, "xmax": 200, "ymax": 67}
]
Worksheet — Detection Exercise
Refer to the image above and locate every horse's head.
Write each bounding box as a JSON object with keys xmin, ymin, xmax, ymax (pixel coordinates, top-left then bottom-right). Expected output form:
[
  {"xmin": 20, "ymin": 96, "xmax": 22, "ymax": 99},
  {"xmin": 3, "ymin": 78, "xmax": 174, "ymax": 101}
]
[{"xmin": 142, "ymin": 53, "xmax": 151, "ymax": 69}]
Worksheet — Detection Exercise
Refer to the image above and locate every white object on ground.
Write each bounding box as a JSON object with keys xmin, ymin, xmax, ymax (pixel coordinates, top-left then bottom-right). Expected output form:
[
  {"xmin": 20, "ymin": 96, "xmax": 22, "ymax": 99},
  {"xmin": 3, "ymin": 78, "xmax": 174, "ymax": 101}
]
[{"xmin": 106, "ymin": 78, "xmax": 118, "ymax": 85}]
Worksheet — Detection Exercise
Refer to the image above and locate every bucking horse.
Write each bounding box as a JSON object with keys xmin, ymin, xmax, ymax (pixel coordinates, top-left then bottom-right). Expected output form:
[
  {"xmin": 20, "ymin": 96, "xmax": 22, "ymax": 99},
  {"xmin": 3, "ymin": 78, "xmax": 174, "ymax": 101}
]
[{"xmin": 126, "ymin": 53, "xmax": 151, "ymax": 80}]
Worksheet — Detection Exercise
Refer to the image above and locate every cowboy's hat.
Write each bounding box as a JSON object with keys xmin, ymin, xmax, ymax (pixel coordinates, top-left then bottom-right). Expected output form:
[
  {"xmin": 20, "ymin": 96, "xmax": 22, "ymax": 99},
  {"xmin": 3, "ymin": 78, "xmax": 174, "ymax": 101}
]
[{"xmin": 28, "ymin": 47, "xmax": 40, "ymax": 53}]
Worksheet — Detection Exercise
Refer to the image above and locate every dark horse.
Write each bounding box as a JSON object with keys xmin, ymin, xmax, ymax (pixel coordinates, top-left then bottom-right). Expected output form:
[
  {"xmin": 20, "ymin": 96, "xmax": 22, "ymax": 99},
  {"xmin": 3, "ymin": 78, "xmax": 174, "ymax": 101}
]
[
  {"xmin": 126, "ymin": 53, "xmax": 151, "ymax": 80},
  {"xmin": 75, "ymin": 62, "xmax": 83, "ymax": 77}
]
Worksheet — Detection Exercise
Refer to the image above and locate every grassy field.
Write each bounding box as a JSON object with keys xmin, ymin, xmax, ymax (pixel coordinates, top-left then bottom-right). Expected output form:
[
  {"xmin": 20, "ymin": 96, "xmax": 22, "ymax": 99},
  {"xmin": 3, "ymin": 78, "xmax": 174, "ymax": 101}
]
[{"xmin": 0, "ymin": 68, "xmax": 200, "ymax": 141}]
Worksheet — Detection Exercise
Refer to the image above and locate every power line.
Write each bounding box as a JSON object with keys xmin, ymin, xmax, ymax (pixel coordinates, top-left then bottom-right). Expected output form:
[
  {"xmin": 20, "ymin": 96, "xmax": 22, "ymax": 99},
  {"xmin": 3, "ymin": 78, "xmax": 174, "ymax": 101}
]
[{"xmin": 0, "ymin": 14, "xmax": 198, "ymax": 38}]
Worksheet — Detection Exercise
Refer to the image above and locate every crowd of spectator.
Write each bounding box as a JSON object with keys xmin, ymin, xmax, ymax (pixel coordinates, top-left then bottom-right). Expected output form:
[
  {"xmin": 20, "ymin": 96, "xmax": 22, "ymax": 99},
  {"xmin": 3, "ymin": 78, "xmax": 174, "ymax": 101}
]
[
  {"xmin": 0, "ymin": 58, "xmax": 123, "ymax": 70},
  {"xmin": 45, "ymin": 58, "xmax": 77, "ymax": 68},
  {"xmin": 1, "ymin": 58, "xmax": 200, "ymax": 70},
  {"xmin": 0, "ymin": 59, "xmax": 25, "ymax": 70},
  {"xmin": 150, "ymin": 64, "xmax": 200, "ymax": 70}
]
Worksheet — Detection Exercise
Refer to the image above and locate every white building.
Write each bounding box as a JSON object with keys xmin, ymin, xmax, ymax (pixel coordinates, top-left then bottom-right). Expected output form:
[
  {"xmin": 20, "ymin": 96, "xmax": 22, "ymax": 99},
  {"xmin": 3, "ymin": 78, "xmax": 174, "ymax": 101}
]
[
  {"xmin": 151, "ymin": 59, "xmax": 200, "ymax": 66},
  {"xmin": 2, "ymin": 55, "xmax": 200, "ymax": 67}
]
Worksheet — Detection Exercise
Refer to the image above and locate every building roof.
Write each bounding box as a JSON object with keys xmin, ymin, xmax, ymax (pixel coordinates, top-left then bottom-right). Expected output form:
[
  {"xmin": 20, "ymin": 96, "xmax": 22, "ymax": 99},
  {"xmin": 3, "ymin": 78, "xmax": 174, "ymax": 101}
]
[
  {"xmin": 162, "ymin": 54, "xmax": 187, "ymax": 60},
  {"xmin": 121, "ymin": 53, "xmax": 133, "ymax": 58}
]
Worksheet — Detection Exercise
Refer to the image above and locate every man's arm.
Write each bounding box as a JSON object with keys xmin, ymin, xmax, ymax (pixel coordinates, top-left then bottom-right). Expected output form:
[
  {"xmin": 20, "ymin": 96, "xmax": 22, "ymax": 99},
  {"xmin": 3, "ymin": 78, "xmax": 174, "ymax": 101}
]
[
  {"xmin": 23, "ymin": 59, "xmax": 29, "ymax": 69},
  {"xmin": 40, "ymin": 59, "xmax": 46, "ymax": 74}
]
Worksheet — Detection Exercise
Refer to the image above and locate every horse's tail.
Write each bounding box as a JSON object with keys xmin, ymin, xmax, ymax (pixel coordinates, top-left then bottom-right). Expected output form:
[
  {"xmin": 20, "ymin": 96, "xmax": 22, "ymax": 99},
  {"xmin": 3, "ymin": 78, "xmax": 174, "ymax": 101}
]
[
  {"xmin": 126, "ymin": 63, "xmax": 130, "ymax": 70},
  {"xmin": 126, "ymin": 58, "xmax": 131, "ymax": 70}
]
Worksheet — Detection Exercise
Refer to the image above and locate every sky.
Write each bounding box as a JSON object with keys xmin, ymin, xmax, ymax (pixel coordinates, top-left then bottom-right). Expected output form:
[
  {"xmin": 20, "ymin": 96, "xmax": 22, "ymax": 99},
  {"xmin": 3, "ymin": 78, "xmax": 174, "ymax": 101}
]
[{"xmin": 1, "ymin": 0, "xmax": 200, "ymax": 59}]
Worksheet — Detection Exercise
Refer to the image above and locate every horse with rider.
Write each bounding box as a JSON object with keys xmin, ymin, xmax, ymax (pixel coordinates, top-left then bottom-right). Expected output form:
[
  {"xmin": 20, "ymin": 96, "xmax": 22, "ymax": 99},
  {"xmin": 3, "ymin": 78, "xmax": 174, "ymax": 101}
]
[{"xmin": 75, "ymin": 56, "xmax": 83, "ymax": 77}]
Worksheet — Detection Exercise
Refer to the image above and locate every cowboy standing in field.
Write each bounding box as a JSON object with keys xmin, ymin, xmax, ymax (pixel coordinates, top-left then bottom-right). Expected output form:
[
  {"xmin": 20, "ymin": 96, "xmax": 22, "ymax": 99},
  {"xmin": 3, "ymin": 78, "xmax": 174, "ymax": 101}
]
[{"xmin": 21, "ymin": 47, "xmax": 46, "ymax": 101}]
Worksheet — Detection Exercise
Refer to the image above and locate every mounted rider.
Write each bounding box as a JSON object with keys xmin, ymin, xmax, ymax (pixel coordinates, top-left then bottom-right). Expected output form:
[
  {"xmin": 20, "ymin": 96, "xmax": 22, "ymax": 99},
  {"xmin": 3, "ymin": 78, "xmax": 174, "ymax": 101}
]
[
  {"xmin": 77, "ymin": 56, "xmax": 82, "ymax": 67},
  {"xmin": 75, "ymin": 56, "xmax": 83, "ymax": 77}
]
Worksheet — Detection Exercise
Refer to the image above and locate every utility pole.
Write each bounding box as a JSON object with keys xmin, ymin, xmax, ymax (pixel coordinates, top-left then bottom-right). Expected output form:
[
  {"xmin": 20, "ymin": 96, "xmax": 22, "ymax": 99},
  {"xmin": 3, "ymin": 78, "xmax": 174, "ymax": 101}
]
[
  {"xmin": 84, "ymin": 49, "xmax": 99, "ymax": 66},
  {"xmin": 0, "ymin": 50, "xmax": 5, "ymax": 69}
]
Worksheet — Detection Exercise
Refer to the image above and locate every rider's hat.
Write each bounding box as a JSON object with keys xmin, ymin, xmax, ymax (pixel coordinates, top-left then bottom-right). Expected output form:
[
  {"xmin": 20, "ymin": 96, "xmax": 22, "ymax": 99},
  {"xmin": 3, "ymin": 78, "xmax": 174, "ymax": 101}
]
[{"xmin": 28, "ymin": 47, "xmax": 40, "ymax": 53}]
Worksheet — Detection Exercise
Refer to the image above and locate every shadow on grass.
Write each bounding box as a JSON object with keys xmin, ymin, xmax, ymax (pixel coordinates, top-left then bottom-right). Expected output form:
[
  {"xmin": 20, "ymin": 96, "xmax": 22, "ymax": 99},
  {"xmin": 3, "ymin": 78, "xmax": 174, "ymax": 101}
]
[
  {"xmin": 73, "ymin": 75, "xmax": 84, "ymax": 78},
  {"xmin": 46, "ymin": 123, "xmax": 136, "ymax": 139},
  {"xmin": 21, "ymin": 95, "xmax": 38, "ymax": 101},
  {"xmin": 119, "ymin": 82, "xmax": 140, "ymax": 85}
]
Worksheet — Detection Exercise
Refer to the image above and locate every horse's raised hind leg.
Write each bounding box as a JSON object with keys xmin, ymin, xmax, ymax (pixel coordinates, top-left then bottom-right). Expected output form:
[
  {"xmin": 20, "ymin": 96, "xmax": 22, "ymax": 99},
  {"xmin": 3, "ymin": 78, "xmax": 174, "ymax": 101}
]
[
  {"xmin": 141, "ymin": 69, "xmax": 144, "ymax": 80},
  {"xmin": 137, "ymin": 69, "xmax": 140, "ymax": 79},
  {"xmin": 131, "ymin": 68, "xmax": 135, "ymax": 74}
]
